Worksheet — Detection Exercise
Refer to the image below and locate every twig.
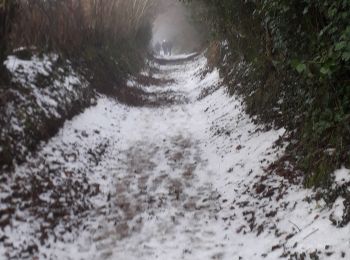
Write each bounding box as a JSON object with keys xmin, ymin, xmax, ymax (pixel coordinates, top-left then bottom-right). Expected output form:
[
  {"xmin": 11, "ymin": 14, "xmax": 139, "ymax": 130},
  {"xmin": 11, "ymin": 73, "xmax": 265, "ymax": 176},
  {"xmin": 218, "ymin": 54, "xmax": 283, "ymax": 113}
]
[
  {"xmin": 288, "ymin": 220, "xmax": 301, "ymax": 232},
  {"xmin": 303, "ymin": 228, "xmax": 319, "ymax": 240}
]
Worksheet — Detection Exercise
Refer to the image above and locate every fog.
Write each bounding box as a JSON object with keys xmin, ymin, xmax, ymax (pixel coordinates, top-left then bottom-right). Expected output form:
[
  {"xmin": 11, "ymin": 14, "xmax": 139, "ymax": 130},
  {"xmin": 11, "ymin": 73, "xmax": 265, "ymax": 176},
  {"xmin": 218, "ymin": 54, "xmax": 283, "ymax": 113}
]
[{"xmin": 151, "ymin": 1, "xmax": 203, "ymax": 55}]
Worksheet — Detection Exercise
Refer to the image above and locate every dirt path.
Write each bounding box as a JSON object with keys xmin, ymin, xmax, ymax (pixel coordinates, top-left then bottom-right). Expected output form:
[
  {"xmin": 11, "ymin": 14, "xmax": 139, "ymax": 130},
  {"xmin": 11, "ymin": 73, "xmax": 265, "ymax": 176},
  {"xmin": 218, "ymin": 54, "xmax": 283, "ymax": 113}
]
[{"xmin": 1, "ymin": 54, "xmax": 349, "ymax": 260}]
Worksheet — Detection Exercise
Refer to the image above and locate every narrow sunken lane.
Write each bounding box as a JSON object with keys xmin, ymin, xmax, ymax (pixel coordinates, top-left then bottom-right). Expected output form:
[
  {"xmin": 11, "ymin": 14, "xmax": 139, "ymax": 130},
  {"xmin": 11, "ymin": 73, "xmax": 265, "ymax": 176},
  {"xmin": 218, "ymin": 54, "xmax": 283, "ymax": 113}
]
[{"xmin": 1, "ymin": 54, "xmax": 347, "ymax": 260}]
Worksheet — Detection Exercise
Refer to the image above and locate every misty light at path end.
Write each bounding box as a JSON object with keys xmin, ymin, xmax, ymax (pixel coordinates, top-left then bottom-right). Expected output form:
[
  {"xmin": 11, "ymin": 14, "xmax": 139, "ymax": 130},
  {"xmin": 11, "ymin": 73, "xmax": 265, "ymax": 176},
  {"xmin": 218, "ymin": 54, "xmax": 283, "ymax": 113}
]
[{"xmin": 151, "ymin": 1, "xmax": 203, "ymax": 55}]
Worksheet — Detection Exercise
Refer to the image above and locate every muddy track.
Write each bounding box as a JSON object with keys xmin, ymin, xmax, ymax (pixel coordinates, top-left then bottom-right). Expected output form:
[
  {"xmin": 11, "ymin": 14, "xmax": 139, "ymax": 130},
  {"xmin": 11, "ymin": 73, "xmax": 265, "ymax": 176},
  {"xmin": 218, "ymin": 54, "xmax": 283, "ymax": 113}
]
[{"xmin": 1, "ymin": 54, "xmax": 347, "ymax": 260}]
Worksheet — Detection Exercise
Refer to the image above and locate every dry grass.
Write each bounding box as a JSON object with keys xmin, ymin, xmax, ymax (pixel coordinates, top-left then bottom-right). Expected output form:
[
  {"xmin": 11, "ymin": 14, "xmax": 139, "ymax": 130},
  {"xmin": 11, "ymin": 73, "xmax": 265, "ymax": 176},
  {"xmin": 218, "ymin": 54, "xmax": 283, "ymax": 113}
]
[{"xmin": 11, "ymin": 0, "xmax": 159, "ymax": 52}]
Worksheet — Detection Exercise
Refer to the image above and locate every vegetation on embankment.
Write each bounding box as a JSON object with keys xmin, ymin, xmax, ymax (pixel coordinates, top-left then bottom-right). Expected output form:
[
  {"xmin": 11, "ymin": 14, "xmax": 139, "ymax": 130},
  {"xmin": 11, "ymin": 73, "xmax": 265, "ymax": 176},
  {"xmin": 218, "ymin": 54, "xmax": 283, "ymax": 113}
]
[
  {"xmin": 0, "ymin": 0, "xmax": 158, "ymax": 169},
  {"xmin": 3, "ymin": 0, "xmax": 157, "ymax": 93},
  {"xmin": 186, "ymin": 1, "xmax": 350, "ymax": 189}
]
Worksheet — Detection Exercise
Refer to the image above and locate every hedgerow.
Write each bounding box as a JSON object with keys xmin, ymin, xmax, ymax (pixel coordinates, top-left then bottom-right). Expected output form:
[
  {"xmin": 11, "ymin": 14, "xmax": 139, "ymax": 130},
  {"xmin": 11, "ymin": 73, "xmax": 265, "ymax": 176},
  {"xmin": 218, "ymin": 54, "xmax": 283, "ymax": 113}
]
[{"xmin": 185, "ymin": 0, "xmax": 350, "ymax": 189}]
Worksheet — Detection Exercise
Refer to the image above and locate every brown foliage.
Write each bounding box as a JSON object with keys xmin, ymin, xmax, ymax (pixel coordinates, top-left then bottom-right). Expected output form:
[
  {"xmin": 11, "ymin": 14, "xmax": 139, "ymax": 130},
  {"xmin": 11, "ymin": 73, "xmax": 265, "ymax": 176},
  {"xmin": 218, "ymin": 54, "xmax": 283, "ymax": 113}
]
[{"xmin": 11, "ymin": 0, "xmax": 158, "ymax": 52}]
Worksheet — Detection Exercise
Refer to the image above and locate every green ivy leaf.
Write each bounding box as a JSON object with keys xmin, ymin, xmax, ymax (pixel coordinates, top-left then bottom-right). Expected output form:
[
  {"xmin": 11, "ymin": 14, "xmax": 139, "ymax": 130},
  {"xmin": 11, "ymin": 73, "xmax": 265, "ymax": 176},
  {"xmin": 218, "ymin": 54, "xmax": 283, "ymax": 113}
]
[
  {"xmin": 303, "ymin": 7, "xmax": 309, "ymax": 15},
  {"xmin": 320, "ymin": 66, "xmax": 331, "ymax": 75},
  {"xmin": 335, "ymin": 41, "xmax": 347, "ymax": 51},
  {"xmin": 328, "ymin": 8, "xmax": 337, "ymax": 18},
  {"xmin": 296, "ymin": 63, "xmax": 307, "ymax": 73},
  {"xmin": 342, "ymin": 51, "xmax": 350, "ymax": 61}
]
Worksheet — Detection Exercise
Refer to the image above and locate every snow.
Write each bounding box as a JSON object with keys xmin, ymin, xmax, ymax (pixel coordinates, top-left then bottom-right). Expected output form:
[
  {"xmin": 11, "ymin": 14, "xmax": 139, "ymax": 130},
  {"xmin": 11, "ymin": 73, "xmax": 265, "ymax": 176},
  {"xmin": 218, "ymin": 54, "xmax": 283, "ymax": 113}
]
[
  {"xmin": 4, "ymin": 54, "xmax": 56, "ymax": 85},
  {"xmin": 3, "ymin": 53, "xmax": 83, "ymax": 117},
  {"xmin": 1, "ymin": 52, "xmax": 90, "ymax": 166},
  {"xmin": 1, "ymin": 54, "xmax": 349, "ymax": 259},
  {"xmin": 333, "ymin": 167, "xmax": 350, "ymax": 185},
  {"xmin": 155, "ymin": 52, "xmax": 198, "ymax": 61}
]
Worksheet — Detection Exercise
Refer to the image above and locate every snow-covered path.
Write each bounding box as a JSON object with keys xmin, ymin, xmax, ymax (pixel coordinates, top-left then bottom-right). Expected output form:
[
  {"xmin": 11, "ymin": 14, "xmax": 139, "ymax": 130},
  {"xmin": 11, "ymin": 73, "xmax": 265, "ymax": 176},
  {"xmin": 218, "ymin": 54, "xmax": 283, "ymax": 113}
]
[{"xmin": 1, "ymin": 54, "xmax": 349, "ymax": 259}]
